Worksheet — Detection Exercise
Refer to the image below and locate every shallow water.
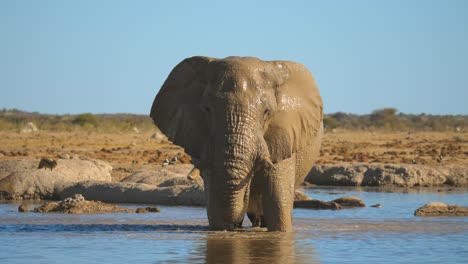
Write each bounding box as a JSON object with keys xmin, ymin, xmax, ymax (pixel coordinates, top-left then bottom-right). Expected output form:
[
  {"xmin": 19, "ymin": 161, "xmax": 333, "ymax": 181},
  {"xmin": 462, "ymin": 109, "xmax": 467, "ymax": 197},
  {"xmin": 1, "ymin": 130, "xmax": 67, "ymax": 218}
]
[{"xmin": 1, "ymin": 188, "xmax": 467, "ymax": 263}]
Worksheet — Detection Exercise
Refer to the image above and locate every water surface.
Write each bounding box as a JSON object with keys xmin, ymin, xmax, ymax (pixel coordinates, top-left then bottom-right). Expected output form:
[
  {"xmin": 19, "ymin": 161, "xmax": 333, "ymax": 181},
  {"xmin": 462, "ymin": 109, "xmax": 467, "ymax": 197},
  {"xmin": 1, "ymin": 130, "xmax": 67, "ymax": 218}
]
[{"xmin": 1, "ymin": 187, "xmax": 467, "ymax": 263}]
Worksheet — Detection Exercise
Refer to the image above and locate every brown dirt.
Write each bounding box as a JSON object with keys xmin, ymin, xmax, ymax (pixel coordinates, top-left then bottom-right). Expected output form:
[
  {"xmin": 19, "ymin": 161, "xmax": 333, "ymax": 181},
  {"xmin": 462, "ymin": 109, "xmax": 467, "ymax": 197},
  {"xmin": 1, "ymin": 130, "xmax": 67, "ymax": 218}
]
[
  {"xmin": 317, "ymin": 131, "xmax": 468, "ymax": 166},
  {"xmin": 0, "ymin": 130, "xmax": 466, "ymax": 182},
  {"xmin": 0, "ymin": 131, "xmax": 191, "ymax": 182}
]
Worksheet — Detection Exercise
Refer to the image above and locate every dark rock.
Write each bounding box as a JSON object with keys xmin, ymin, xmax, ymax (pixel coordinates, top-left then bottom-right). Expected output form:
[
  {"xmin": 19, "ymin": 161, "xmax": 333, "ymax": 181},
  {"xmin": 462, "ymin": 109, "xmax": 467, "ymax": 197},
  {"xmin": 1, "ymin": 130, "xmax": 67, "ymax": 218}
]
[
  {"xmin": 18, "ymin": 202, "xmax": 29, "ymax": 212},
  {"xmin": 414, "ymin": 202, "xmax": 468, "ymax": 216},
  {"xmin": 294, "ymin": 200, "xmax": 342, "ymax": 210},
  {"xmin": 332, "ymin": 196, "xmax": 366, "ymax": 207},
  {"xmin": 328, "ymin": 192, "xmax": 345, "ymax": 195},
  {"xmin": 135, "ymin": 207, "xmax": 161, "ymax": 213}
]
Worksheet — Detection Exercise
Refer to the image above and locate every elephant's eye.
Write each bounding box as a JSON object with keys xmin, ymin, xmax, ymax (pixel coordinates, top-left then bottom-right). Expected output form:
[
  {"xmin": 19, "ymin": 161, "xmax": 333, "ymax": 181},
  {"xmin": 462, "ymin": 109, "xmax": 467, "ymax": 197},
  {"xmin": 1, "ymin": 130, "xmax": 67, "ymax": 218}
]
[
  {"xmin": 201, "ymin": 105, "xmax": 211, "ymax": 113},
  {"xmin": 263, "ymin": 109, "xmax": 271, "ymax": 120}
]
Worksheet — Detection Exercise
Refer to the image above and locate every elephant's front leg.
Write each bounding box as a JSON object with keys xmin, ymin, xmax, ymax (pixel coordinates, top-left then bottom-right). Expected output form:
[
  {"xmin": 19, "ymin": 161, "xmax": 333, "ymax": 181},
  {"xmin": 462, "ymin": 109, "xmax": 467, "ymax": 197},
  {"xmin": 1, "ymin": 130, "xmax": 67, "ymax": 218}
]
[{"xmin": 261, "ymin": 155, "xmax": 296, "ymax": 232}]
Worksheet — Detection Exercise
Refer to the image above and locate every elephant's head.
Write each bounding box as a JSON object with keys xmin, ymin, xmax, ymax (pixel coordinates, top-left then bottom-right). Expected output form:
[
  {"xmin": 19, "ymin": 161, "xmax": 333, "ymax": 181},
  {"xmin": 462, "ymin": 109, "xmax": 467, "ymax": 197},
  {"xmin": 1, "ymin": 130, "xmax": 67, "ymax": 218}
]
[{"xmin": 151, "ymin": 56, "xmax": 322, "ymax": 230}]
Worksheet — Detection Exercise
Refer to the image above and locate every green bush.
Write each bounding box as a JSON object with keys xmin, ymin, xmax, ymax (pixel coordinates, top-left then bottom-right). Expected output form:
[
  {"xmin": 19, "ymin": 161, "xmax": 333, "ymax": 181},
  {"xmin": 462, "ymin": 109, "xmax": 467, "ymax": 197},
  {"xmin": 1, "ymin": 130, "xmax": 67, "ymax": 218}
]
[
  {"xmin": 72, "ymin": 113, "xmax": 98, "ymax": 127},
  {"xmin": 370, "ymin": 108, "xmax": 398, "ymax": 129},
  {"xmin": 323, "ymin": 116, "xmax": 339, "ymax": 130},
  {"xmin": 0, "ymin": 109, "xmax": 466, "ymax": 133}
]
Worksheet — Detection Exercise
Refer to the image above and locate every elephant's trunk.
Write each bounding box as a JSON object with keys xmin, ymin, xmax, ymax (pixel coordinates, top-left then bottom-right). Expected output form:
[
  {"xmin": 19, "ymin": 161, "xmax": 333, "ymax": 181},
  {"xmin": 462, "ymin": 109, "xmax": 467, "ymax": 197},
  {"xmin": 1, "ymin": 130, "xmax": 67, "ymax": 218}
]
[
  {"xmin": 206, "ymin": 109, "xmax": 260, "ymax": 230},
  {"xmin": 206, "ymin": 168, "xmax": 250, "ymax": 230}
]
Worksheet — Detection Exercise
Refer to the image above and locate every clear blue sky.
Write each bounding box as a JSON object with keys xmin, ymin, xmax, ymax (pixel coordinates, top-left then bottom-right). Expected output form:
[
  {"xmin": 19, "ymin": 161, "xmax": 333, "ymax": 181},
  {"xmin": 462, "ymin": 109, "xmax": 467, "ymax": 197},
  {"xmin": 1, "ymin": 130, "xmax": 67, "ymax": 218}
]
[{"xmin": 1, "ymin": 0, "xmax": 467, "ymax": 115}]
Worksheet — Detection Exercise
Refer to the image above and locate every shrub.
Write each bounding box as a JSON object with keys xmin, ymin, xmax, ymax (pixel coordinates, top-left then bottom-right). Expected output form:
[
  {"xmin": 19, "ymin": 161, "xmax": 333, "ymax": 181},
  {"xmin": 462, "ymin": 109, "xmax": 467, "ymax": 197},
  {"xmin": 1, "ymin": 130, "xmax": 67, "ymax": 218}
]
[
  {"xmin": 72, "ymin": 113, "xmax": 98, "ymax": 127},
  {"xmin": 323, "ymin": 116, "xmax": 339, "ymax": 130},
  {"xmin": 370, "ymin": 108, "xmax": 398, "ymax": 129}
]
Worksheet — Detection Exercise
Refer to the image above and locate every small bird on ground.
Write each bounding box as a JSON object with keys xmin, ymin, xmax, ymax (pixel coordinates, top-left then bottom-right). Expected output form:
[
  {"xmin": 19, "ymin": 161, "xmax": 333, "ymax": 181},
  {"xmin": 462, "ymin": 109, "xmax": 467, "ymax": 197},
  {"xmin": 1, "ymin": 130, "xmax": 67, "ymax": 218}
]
[
  {"xmin": 38, "ymin": 158, "xmax": 58, "ymax": 171},
  {"xmin": 437, "ymin": 154, "xmax": 444, "ymax": 162},
  {"xmin": 169, "ymin": 155, "xmax": 178, "ymax": 165},
  {"xmin": 162, "ymin": 157, "xmax": 169, "ymax": 167}
]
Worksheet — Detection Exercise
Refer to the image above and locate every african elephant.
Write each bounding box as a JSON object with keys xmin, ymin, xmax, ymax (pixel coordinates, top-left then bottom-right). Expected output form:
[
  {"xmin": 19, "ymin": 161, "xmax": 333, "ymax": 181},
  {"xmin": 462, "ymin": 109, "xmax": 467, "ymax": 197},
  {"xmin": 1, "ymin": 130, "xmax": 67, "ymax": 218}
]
[{"xmin": 150, "ymin": 56, "xmax": 323, "ymax": 231}]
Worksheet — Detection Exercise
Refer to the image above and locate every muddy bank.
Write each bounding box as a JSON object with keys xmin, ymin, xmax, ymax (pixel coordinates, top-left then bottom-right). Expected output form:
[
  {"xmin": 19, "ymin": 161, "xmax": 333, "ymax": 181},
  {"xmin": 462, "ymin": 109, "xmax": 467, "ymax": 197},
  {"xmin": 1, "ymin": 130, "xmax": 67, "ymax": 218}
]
[
  {"xmin": 306, "ymin": 163, "xmax": 467, "ymax": 187},
  {"xmin": 0, "ymin": 158, "xmax": 205, "ymax": 205},
  {"xmin": 24, "ymin": 194, "xmax": 162, "ymax": 214},
  {"xmin": 33, "ymin": 194, "xmax": 134, "ymax": 214},
  {"xmin": 1, "ymin": 158, "xmax": 466, "ymax": 207},
  {"xmin": 59, "ymin": 164, "xmax": 206, "ymax": 206},
  {"xmin": 60, "ymin": 181, "xmax": 205, "ymax": 206}
]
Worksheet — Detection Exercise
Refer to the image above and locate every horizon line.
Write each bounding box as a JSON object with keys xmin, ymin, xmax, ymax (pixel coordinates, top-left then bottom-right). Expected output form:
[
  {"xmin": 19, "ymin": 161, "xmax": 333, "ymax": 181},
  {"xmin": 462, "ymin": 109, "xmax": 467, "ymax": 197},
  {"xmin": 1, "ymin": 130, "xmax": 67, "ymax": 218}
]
[{"xmin": 1, "ymin": 108, "xmax": 467, "ymax": 117}]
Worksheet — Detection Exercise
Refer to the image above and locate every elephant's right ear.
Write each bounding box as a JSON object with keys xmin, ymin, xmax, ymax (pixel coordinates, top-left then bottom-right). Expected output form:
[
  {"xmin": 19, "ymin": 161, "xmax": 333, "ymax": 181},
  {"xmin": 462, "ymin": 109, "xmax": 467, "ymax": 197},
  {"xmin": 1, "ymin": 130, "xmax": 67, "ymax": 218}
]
[
  {"xmin": 263, "ymin": 61, "xmax": 323, "ymax": 163},
  {"xmin": 150, "ymin": 56, "xmax": 213, "ymax": 159}
]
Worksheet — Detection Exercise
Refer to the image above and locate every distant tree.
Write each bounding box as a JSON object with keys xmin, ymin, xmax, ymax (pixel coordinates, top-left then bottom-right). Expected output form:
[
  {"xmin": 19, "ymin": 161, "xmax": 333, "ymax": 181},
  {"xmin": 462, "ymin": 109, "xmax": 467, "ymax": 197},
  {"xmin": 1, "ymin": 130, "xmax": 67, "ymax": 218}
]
[
  {"xmin": 323, "ymin": 116, "xmax": 339, "ymax": 129},
  {"xmin": 1, "ymin": 108, "xmax": 466, "ymax": 132},
  {"xmin": 330, "ymin": 112, "xmax": 348, "ymax": 121},
  {"xmin": 370, "ymin": 108, "xmax": 398, "ymax": 129},
  {"xmin": 72, "ymin": 113, "xmax": 98, "ymax": 127}
]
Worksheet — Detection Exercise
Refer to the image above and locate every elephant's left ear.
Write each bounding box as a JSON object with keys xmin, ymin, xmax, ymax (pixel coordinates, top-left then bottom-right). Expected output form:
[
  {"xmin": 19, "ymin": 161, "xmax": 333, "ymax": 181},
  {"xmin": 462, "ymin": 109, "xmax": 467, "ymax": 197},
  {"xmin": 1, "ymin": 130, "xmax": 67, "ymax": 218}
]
[
  {"xmin": 150, "ymin": 56, "xmax": 214, "ymax": 159},
  {"xmin": 264, "ymin": 61, "xmax": 323, "ymax": 163}
]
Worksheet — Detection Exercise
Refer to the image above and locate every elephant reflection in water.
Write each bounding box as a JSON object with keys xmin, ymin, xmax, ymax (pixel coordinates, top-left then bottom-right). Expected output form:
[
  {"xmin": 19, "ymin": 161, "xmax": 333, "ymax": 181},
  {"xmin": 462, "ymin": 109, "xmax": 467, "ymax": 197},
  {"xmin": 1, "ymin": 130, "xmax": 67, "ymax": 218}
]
[{"xmin": 201, "ymin": 233, "xmax": 319, "ymax": 264}]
